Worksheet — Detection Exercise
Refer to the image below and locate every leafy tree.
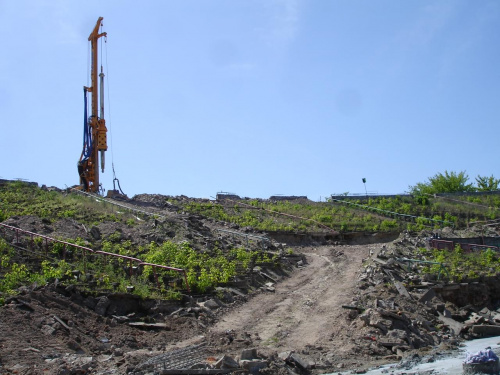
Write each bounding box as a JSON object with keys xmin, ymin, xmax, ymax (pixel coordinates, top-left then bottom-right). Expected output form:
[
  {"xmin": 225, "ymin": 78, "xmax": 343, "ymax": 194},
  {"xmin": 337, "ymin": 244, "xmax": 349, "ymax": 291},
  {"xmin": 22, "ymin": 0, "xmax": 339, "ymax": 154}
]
[
  {"xmin": 409, "ymin": 171, "xmax": 475, "ymax": 195},
  {"xmin": 475, "ymin": 175, "xmax": 500, "ymax": 192}
]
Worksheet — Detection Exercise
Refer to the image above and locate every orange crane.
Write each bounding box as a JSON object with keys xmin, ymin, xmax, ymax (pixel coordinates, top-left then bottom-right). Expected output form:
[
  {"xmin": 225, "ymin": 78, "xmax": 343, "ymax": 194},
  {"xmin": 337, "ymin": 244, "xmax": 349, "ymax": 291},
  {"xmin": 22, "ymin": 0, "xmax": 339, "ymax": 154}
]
[{"xmin": 78, "ymin": 17, "xmax": 108, "ymax": 193}]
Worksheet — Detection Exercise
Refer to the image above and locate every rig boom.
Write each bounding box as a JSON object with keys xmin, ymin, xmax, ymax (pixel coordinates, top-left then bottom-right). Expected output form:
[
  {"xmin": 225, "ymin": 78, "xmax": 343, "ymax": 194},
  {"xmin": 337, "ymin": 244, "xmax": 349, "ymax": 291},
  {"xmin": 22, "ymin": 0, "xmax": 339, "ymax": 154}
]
[{"xmin": 78, "ymin": 17, "xmax": 108, "ymax": 193}]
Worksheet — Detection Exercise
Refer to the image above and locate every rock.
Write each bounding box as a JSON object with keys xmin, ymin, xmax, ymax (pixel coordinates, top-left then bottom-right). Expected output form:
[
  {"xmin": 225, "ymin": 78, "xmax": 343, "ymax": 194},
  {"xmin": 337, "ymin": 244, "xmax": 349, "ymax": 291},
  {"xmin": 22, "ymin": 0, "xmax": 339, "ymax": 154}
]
[
  {"xmin": 437, "ymin": 312, "xmax": 464, "ymax": 336},
  {"xmin": 471, "ymin": 325, "xmax": 500, "ymax": 336},
  {"xmin": 359, "ymin": 309, "xmax": 392, "ymax": 334},
  {"xmin": 203, "ymin": 299, "xmax": 222, "ymax": 310},
  {"xmin": 278, "ymin": 351, "xmax": 293, "ymax": 361},
  {"xmin": 289, "ymin": 353, "xmax": 312, "ymax": 370},
  {"xmin": 89, "ymin": 226, "xmax": 101, "ymax": 240},
  {"xmin": 95, "ymin": 296, "xmax": 110, "ymax": 316},
  {"xmin": 214, "ymin": 355, "xmax": 239, "ymax": 369},
  {"xmin": 386, "ymin": 329, "xmax": 408, "ymax": 342},
  {"xmin": 240, "ymin": 348, "xmax": 258, "ymax": 360},
  {"xmin": 465, "ymin": 313, "xmax": 485, "ymax": 326},
  {"xmin": 70, "ymin": 356, "xmax": 95, "ymax": 371},
  {"xmin": 57, "ymin": 368, "xmax": 71, "ymax": 375},
  {"xmin": 41, "ymin": 324, "xmax": 56, "ymax": 336},
  {"xmin": 419, "ymin": 288, "xmax": 437, "ymax": 303},
  {"xmin": 240, "ymin": 359, "xmax": 268, "ymax": 374},
  {"xmin": 97, "ymin": 354, "xmax": 113, "ymax": 362},
  {"xmin": 67, "ymin": 340, "xmax": 82, "ymax": 352}
]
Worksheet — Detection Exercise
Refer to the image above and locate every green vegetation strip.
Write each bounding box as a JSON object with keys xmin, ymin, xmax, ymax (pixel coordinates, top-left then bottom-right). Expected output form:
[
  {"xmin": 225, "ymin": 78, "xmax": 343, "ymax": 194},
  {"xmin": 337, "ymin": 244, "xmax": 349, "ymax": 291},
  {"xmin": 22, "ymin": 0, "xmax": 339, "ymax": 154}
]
[
  {"xmin": 330, "ymin": 198, "xmax": 455, "ymax": 228},
  {"xmin": 414, "ymin": 245, "xmax": 500, "ymax": 282}
]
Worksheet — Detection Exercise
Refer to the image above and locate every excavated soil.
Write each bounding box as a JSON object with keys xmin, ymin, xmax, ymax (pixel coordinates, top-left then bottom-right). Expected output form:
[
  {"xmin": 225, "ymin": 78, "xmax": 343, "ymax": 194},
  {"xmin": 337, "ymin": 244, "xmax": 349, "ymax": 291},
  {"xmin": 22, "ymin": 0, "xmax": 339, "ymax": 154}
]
[
  {"xmin": 2, "ymin": 189, "xmax": 500, "ymax": 374},
  {"xmin": 206, "ymin": 245, "xmax": 368, "ymax": 358},
  {"xmin": 0, "ymin": 243, "xmax": 392, "ymax": 374}
]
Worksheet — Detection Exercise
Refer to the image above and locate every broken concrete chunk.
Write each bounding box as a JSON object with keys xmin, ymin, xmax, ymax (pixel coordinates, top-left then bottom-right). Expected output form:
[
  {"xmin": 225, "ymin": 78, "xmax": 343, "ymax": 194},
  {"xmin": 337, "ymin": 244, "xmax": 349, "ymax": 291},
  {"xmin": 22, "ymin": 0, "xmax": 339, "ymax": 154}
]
[
  {"xmin": 289, "ymin": 353, "xmax": 311, "ymax": 370},
  {"xmin": 465, "ymin": 313, "xmax": 485, "ymax": 326},
  {"xmin": 214, "ymin": 355, "xmax": 239, "ymax": 369},
  {"xmin": 278, "ymin": 351, "xmax": 293, "ymax": 361},
  {"xmin": 471, "ymin": 325, "xmax": 500, "ymax": 337},
  {"xmin": 418, "ymin": 288, "xmax": 436, "ymax": 304},
  {"xmin": 479, "ymin": 307, "xmax": 491, "ymax": 316},
  {"xmin": 437, "ymin": 312, "xmax": 464, "ymax": 336},
  {"xmin": 394, "ymin": 281, "xmax": 411, "ymax": 298},
  {"xmin": 240, "ymin": 359, "xmax": 268, "ymax": 374},
  {"xmin": 240, "ymin": 348, "xmax": 258, "ymax": 360}
]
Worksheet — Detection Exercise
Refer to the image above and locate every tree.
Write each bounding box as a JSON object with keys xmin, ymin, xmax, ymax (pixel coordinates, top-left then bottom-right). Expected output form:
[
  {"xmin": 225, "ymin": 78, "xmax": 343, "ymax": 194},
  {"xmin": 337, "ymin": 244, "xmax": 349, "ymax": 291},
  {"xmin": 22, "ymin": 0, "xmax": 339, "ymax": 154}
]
[
  {"xmin": 475, "ymin": 175, "xmax": 500, "ymax": 192},
  {"xmin": 409, "ymin": 171, "xmax": 475, "ymax": 195}
]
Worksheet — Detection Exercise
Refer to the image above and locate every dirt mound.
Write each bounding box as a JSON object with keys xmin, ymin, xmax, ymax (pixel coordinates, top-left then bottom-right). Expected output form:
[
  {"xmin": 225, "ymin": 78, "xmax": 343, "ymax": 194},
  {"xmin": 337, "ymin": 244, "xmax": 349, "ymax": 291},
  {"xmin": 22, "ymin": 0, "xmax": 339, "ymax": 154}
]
[{"xmin": 0, "ymin": 285, "xmax": 204, "ymax": 374}]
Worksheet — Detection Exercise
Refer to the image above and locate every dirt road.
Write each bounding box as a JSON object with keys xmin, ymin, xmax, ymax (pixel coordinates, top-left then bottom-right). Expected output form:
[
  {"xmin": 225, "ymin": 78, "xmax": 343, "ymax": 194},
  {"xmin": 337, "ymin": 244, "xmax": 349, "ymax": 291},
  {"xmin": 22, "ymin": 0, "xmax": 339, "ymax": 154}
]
[{"xmin": 209, "ymin": 244, "xmax": 370, "ymax": 358}]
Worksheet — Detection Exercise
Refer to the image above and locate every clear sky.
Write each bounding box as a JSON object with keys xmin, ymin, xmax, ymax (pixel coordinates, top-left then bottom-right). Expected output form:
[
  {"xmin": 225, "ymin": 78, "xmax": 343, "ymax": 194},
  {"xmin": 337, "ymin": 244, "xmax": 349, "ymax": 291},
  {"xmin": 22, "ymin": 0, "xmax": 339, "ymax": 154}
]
[{"xmin": 1, "ymin": 1, "xmax": 499, "ymax": 200}]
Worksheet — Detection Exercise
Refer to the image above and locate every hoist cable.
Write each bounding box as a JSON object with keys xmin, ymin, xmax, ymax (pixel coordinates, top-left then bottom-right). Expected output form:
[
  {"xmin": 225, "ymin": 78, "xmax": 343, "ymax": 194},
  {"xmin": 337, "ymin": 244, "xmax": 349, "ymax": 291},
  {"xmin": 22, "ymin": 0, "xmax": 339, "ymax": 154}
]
[{"xmin": 104, "ymin": 32, "xmax": 125, "ymax": 195}]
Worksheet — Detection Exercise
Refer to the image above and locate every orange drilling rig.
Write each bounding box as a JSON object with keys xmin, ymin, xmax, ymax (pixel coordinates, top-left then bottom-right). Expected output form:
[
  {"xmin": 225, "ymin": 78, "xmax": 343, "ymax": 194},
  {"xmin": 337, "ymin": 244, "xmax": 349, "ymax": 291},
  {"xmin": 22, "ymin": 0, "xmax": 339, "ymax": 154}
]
[{"xmin": 77, "ymin": 17, "xmax": 108, "ymax": 193}]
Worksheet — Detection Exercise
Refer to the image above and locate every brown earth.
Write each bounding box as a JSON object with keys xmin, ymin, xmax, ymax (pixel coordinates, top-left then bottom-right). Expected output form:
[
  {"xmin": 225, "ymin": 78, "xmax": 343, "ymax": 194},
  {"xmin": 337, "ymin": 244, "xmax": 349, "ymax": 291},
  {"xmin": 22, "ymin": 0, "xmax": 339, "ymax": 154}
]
[
  {"xmin": 0, "ymin": 242, "xmax": 387, "ymax": 374},
  {"xmin": 2, "ymin": 190, "xmax": 499, "ymax": 375},
  {"xmin": 206, "ymin": 245, "xmax": 369, "ymax": 359}
]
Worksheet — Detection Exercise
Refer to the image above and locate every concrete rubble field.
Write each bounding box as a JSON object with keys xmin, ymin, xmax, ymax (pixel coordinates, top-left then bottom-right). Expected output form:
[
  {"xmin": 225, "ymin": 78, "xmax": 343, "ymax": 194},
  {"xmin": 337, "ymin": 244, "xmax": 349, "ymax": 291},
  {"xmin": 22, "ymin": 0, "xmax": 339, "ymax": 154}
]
[{"xmin": 2, "ymin": 186, "xmax": 500, "ymax": 374}]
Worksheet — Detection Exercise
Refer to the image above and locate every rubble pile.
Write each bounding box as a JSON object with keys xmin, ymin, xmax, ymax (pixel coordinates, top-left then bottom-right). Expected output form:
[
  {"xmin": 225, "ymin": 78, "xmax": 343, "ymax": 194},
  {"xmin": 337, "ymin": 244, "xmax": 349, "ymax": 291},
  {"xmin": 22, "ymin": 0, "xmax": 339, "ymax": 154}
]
[{"xmin": 338, "ymin": 231, "xmax": 500, "ymax": 365}]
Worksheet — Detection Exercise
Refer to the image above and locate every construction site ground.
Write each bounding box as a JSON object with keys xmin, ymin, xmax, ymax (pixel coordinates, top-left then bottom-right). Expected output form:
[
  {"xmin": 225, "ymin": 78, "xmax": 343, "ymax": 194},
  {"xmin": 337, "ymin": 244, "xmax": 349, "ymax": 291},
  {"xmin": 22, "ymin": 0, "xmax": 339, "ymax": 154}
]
[
  {"xmin": 2, "ymin": 189, "xmax": 500, "ymax": 375},
  {"xmin": 0, "ymin": 242, "xmax": 398, "ymax": 375}
]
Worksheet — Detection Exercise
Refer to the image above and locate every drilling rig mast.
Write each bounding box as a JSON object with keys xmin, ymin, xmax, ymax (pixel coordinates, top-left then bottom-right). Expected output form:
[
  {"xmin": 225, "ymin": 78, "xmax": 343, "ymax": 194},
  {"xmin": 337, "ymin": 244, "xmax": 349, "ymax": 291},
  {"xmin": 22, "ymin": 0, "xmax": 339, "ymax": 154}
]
[{"xmin": 78, "ymin": 17, "xmax": 108, "ymax": 193}]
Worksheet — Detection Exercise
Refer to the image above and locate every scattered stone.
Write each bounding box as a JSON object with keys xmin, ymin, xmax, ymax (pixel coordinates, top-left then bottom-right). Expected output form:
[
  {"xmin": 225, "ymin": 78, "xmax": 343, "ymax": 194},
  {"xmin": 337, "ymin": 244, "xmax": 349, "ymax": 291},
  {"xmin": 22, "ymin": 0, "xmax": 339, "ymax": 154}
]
[
  {"xmin": 203, "ymin": 299, "xmax": 222, "ymax": 310},
  {"xmin": 41, "ymin": 324, "xmax": 56, "ymax": 336},
  {"xmin": 240, "ymin": 359, "xmax": 268, "ymax": 374},
  {"xmin": 437, "ymin": 312, "xmax": 464, "ymax": 336},
  {"xmin": 278, "ymin": 351, "xmax": 293, "ymax": 361},
  {"xmin": 95, "ymin": 296, "xmax": 110, "ymax": 316},
  {"xmin": 471, "ymin": 325, "xmax": 500, "ymax": 337},
  {"xmin": 240, "ymin": 348, "xmax": 258, "ymax": 360},
  {"xmin": 214, "ymin": 354, "xmax": 239, "ymax": 369},
  {"xmin": 419, "ymin": 288, "xmax": 437, "ymax": 304},
  {"xmin": 289, "ymin": 353, "xmax": 311, "ymax": 370}
]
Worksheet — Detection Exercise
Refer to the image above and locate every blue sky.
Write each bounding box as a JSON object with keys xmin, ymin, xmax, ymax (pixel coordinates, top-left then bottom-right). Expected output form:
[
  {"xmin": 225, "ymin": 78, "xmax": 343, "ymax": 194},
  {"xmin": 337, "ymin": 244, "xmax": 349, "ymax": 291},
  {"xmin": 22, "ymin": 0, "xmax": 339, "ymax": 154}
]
[{"xmin": 0, "ymin": 1, "xmax": 499, "ymax": 200}]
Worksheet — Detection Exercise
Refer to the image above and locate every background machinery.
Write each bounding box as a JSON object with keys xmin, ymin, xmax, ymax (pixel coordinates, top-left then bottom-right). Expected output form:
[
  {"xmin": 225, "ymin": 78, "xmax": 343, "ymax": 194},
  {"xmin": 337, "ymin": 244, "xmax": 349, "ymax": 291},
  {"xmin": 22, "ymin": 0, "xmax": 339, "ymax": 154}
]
[{"xmin": 78, "ymin": 17, "xmax": 108, "ymax": 193}]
